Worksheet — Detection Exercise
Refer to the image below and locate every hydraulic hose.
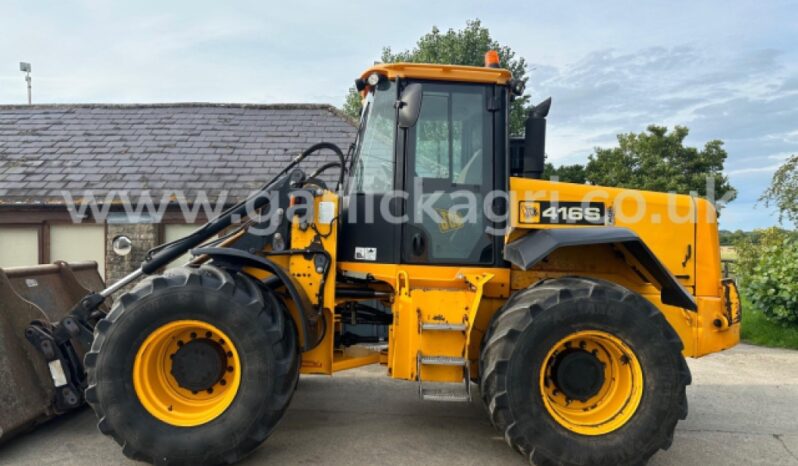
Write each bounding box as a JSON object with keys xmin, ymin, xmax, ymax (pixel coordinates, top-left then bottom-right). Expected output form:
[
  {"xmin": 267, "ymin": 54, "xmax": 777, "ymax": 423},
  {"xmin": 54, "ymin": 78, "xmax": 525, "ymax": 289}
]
[{"xmin": 141, "ymin": 142, "xmax": 346, "ymax": 274}]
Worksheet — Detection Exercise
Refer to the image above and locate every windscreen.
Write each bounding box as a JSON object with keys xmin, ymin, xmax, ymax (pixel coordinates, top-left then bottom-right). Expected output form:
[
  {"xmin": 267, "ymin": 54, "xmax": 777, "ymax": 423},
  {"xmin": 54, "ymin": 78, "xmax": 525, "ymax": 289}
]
[{"xmin": 348, "ymin": 80, "xmax": 397, "ymax": 194}]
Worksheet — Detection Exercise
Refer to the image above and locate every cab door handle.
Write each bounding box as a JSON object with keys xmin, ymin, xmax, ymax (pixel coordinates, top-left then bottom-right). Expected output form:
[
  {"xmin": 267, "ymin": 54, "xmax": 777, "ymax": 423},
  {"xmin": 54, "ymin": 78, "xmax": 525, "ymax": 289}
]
[
  {"xmin": 412, "ymin": 233, "xmax": 425, "ymax": 256},
  {"xmin": 681, "ymin": 244, "xmax": 692, "ymax": 268}
]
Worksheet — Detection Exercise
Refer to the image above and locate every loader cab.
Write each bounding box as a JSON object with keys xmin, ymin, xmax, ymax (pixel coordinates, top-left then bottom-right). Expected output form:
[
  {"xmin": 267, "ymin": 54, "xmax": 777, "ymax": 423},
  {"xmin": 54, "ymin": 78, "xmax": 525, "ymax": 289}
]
[{"xmin": 339, "ymin": 64, "xmax": 510, "ymax": 266}]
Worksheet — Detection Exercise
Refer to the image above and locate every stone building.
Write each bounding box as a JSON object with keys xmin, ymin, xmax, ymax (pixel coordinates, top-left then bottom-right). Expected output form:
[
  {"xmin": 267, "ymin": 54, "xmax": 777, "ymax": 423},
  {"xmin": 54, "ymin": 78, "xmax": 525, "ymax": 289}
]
[{"xmin": 0, "ymin": 103, "xmax": 356, "ymax": 283}]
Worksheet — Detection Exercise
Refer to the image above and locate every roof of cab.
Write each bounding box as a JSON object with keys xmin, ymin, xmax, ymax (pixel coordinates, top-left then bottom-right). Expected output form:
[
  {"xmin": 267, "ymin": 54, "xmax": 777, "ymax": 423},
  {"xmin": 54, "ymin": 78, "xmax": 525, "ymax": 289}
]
[{"xmin": 360, "ymin": 62, "xmax": 512, "ymax": 85}]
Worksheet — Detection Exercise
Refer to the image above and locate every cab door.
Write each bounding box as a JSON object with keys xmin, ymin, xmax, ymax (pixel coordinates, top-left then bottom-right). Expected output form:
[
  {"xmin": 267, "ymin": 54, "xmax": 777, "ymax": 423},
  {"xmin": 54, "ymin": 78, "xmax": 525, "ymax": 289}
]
[
  {"xmin": 338, "ymin": 79, "xmax": 402, "ymax": 264},
  {"xmin": 402, "ymin": 82, "xmax": 497, "ymax": 265}
]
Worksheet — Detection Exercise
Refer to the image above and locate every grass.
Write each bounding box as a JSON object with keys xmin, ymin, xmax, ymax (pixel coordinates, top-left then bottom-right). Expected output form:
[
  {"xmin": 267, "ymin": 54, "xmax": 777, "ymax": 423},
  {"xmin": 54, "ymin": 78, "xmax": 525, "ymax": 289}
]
[
  {"xmin": 740, "ymin": 298, "xmax": 798, "ymax": 350},
  {"xmin": 720, "ymin": 246, "xmax": 738, "ymax": 260}
]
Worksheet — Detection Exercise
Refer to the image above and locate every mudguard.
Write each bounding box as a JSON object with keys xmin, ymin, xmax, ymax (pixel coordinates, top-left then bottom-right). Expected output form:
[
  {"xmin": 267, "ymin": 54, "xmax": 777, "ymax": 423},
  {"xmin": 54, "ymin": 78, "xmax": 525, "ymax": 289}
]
[
  {"xmin": 192, "ymin": 247, "xmax": 324, "ymax": 351},
  {"xmin": 503, "ymin": 227, "xmax": 697, "ymax": 311}
]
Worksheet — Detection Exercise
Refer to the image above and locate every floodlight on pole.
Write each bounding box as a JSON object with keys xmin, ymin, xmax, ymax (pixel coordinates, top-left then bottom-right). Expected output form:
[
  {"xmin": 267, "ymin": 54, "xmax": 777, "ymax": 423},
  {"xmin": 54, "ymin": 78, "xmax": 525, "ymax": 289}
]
[{"xmin": 19, "ymin": 62, "xmax": 32, "ymax": 105}]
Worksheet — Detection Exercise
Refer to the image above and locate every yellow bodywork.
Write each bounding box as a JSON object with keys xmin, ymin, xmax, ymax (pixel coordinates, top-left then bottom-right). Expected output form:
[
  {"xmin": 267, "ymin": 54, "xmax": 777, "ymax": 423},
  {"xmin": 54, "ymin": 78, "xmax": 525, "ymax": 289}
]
[
  {"xmin": 361, "ymin": 62, "xmax": 512, "ymax": 86},
  {"xmin": 62, "ymin": 59, "xmax": 741, "ymax": 465},
  {"xmin": 325, "ymin": 177, "xmax": 739, "ymax": 384},
  {"xmin": 505, "ymin": 177, "xmax": 740, "ymax": 358},
  {"xmin": 387, "ymin": 271, "xmax": 492, "ymax": 382},
  {"xmin": 242, "ymin": 191, "xmax": 368, "ymax": 375},
  {"xmin": 240, "ymin": 65, "xmax": 738, "ymax": 385}
]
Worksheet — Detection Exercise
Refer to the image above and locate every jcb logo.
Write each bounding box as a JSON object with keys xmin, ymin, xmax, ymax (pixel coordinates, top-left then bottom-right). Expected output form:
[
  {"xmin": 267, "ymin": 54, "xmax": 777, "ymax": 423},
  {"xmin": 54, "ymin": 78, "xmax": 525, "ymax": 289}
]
[
  {"xmin": 436, "ymin": 208, "xmax": 465, "ymax": 233},
  {"xmin": 519, "ymin": 202, "xmax": 541, "ymax": 224},
  {"xmin": 520, "ymin": 201, "xmax": 607, "ymax": 225}
]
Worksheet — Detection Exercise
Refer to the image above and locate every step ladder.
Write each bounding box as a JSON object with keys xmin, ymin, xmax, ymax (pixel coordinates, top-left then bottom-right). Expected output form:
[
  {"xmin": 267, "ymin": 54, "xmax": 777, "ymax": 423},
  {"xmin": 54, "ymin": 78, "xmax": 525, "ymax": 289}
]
[{"xmin": 416, "ymin": 321, "xmax": 472, "ymax": 402}]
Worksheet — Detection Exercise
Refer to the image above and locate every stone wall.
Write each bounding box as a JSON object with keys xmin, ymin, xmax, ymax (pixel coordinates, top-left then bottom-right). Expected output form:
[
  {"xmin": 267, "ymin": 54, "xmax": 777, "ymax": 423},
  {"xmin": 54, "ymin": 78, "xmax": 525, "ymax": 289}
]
[{"xmin": 105, "ymin": 223, "xmax": 159, "ymax": 292}]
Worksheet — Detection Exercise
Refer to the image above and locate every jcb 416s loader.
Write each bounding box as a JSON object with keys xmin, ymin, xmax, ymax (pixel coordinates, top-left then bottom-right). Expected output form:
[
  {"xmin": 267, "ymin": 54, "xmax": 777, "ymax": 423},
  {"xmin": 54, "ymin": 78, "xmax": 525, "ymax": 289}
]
[{"xmin": 3, "ymin": 53, "xmax": 741, "ymax": 465}]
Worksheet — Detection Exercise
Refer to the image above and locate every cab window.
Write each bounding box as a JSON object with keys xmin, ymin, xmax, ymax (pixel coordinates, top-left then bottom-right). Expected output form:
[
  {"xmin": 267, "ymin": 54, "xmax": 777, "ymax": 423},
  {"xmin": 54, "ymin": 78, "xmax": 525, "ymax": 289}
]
[{"xmin": 349, "ymin": 80, "xmax": 396, "ymax": 194}]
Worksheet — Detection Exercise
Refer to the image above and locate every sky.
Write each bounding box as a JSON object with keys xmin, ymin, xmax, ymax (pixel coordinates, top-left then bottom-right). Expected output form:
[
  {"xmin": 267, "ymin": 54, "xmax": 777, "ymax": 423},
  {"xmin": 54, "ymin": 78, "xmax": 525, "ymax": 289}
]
[{"xmin": 1, "ymin": 0, "xmax": 796, "ymax": 230}]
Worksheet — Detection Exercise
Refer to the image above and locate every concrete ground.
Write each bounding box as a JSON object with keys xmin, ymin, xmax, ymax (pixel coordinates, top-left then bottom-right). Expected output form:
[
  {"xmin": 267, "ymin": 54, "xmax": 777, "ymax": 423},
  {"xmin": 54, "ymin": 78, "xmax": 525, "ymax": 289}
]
[{"xmin": 1, "ymin": 343, "xmax": 797, "ymax": 465}]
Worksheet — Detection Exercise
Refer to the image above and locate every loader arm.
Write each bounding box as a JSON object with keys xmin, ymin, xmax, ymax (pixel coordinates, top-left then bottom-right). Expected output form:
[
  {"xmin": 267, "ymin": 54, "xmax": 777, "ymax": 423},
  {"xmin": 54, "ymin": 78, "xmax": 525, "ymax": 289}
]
[{"xmin": 3, "ymin": 142, "xmax": 345, "ymax": 443}]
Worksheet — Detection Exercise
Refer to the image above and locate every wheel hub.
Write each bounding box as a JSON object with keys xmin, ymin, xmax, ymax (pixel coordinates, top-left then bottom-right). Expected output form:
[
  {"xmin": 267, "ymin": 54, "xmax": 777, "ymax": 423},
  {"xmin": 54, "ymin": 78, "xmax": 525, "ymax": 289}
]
[
  {"xmin": 170, "ymin": 339, "xmax": 228, "ymax": 392},
  {"xmin": 552, "ymin": 350, "xmax": 605, "ymax": 402},
  {"xmin": 539, "ymin": 330, "xmax": 644, "ymax": 436},
  {"xmin": 133, "ymin": 320, "xmax": 241, "ymax": 427}
]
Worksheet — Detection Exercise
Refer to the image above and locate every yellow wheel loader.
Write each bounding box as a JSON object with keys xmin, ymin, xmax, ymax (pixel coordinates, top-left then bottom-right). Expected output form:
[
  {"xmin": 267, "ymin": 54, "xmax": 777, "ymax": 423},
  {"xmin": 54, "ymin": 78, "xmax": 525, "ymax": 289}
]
[{"xmin": 2, "ymin": 53, "xmax": 741, "ymax": 465}]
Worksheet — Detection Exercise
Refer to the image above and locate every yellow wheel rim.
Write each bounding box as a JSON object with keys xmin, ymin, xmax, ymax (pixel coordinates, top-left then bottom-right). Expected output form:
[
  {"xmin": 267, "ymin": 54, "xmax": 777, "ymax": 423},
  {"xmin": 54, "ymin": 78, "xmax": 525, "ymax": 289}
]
[
  {"xmin": 133, "ymin": 320, "xmax": 241, "ymax": 427},
  {"xmin": 539, "ymin": 330, "xmax": 643, "ymax": 436}
]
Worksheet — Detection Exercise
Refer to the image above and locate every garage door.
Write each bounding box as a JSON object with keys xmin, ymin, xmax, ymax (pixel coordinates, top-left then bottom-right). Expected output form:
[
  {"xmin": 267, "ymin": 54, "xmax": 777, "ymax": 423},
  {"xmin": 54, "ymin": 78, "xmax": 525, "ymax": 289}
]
[
  {"xmin": 0, "ymin": 227, "xmax": 39, "ymax": 268},
  {"xmin": 50, "ymin": 224, "xmax": 106, "ymax": 278},
  {"xmin": 164, "ymin": 224, "xmax": 201, "ymax": 268}
]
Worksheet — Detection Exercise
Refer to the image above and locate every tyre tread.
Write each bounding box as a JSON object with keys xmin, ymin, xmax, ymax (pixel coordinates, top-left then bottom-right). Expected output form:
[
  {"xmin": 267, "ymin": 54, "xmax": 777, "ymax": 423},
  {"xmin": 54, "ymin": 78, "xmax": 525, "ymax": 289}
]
[
  {"xmin": 85, "ymin": 265, "xmax": 298, "ymax": 465},
  {"xmin": 479, "ymin": 277, "xmax": 691, "ymax": 466}
]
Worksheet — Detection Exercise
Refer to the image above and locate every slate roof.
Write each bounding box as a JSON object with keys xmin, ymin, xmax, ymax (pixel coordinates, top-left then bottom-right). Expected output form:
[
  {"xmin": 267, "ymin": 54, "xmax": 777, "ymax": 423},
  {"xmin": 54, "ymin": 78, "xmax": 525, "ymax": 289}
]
[{"xmin": 0, "ymin": 103, "xmax": 356, "ymax": 206}]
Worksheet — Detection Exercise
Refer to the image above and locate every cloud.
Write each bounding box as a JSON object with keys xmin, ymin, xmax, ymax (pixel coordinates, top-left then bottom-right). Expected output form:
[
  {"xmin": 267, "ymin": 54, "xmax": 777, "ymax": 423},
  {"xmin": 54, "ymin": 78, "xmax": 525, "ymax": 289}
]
[
  {"xmin": 727, "ymin": 164, "xmax": 785, "ymax": 176},
  {"xmin": 536, "ymin": 46, "xmax": 796, "ymax": 142},
  {"xmin": 532, "ymin": 45, "xmax": 798, "ymax": 229}
]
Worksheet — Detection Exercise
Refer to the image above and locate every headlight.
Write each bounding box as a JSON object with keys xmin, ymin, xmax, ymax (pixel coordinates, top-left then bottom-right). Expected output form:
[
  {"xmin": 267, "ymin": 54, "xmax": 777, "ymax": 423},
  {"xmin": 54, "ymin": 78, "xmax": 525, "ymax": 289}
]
[{"xmin": 367, "ymin": 72, "xmax": 382, "ymax": 87}]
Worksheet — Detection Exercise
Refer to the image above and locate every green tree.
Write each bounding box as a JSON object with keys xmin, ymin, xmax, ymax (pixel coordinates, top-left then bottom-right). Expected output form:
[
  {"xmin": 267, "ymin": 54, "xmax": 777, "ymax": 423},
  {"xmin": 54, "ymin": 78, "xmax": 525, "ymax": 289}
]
[
  {"xmin": 720, "ymin": 229, "xmax": 764, "ymax": 246},
  {"xmin": 542, "ymin": 162, "xmax": 587, "ymax": 183},
  {"xmin": 341, "ymin": 19, "xmax": 531, "ymax": 135},
  {"xmin": 736, "ymin": 227, "xmax": 798, "ymax": 327},
  {"xmin": 760, "ymin": 154, "xmax": 798, "ymax": 225},
  {"xmin": 582, "ymin": 125, "xmax": 736, "ymax": 203},
  {"xmin": 342, "ymin": 87, "xmax": 363, "ymax": 123}
]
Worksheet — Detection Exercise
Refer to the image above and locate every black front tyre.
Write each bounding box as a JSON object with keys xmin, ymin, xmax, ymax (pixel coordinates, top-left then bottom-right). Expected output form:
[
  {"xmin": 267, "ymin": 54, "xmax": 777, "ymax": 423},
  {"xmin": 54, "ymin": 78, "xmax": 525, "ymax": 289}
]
[
  {"xmin": 85, "ymin": 265, "xmax": 299, "ymax": 465},
  {"xmin": 480, "ymin": 277, "xmax": 690, "ymax": 466}
]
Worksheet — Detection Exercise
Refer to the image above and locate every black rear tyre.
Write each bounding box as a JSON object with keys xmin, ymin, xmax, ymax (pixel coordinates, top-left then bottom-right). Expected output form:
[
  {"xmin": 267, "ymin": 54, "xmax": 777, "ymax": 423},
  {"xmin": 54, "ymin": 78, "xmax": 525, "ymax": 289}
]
[
  {"xmin": 85, "ymin": 265, "xmax": 298, "ymax": 465},
  {"xmin": 480, "ymin": 277, "xmax": 690, "ymax": 466}
]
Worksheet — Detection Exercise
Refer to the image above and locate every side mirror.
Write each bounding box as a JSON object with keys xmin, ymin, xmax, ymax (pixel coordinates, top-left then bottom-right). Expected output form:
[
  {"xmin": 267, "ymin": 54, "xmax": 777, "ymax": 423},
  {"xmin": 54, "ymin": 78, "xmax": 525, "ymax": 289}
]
[{"xmin": 398, "ymin": 83, "xmax": 423, "ymax": 129}]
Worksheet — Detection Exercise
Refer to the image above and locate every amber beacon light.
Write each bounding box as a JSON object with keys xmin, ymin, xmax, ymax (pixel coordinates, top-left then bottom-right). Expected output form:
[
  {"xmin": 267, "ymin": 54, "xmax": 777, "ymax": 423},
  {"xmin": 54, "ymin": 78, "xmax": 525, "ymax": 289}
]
[{"xmin": 484, "ymin": 50, "xmax": 500, "ymax": 68}]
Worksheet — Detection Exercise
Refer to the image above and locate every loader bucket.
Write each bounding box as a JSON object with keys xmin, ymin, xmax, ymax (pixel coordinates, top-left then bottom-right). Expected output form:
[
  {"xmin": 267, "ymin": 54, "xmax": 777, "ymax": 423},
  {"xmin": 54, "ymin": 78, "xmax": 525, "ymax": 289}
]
[{"xmin": 0, "ymin": 261, "xmax": 106, "ymax": 443}]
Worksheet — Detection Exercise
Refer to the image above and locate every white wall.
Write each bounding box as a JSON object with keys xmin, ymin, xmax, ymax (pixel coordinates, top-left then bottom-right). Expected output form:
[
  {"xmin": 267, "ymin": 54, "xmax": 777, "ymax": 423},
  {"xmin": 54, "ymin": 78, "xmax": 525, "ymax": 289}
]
[
  {"xmin": 164, "ymin": 224, "xmax": 201, "ymax": 268},
  {"xmin": 50, "ymin": 224, "xmax": 106, "ymax": 278},
  {"xmin": 0, "ymin": 227, "xmax": 39, "ymax": 268}
]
